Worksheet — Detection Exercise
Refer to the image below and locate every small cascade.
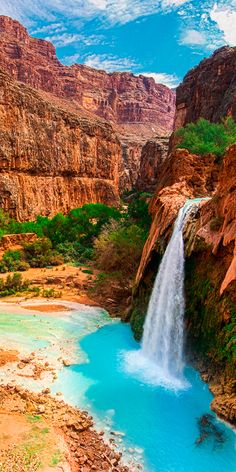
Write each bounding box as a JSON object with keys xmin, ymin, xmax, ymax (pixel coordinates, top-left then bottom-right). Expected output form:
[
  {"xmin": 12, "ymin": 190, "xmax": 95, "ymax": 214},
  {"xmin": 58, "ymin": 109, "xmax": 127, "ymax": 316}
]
[{"xmin": 125, "ymin": 199, "xmax": 204, "ymax": 389}]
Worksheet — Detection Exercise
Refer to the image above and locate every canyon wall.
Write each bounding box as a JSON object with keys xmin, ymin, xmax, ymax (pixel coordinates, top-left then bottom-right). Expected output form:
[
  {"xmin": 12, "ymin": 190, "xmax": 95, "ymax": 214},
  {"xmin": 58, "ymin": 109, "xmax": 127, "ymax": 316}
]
[
  {"xmin": 175, "ymin": 46, "xmax": 236, "ymax": 129},
  {"xmin": 0, "ymin": 68, "xmax": 121, "ymax": 220},
  {"xmin": 0, "ymin": 15, "xmax": 175, "ymax": 132},
  {"xmin": 130, "ymin": 144, "xmax": 236, "ymax": 423},
  {"xmin": 0, "ymin": 15, "xmax": 175, "ymax": 194}
]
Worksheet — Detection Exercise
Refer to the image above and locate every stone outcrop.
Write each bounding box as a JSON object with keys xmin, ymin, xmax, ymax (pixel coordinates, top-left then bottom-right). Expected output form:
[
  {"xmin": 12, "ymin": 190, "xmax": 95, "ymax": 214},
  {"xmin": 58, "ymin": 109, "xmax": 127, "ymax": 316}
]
[
  {"xmin": 136, "ymin": 137, "xmax": 169, "ymax": 192},
  {"xmin": 192, "ymin": 144, "xmax": 236, "ymax": 295},
  {"xmin": 135, "ymin": 148, "xmax": 219, "ymax": 287},
  {"xmin": 0, "ymin": 68, "xmax": 121, "ymax": 220},
  {"xmin": 0, "ymin": 385, "xmax": 130, "ymax": 471},
  {"xmin": 175, "ymin": 46, "xmax": 236, "ymax": 129}
]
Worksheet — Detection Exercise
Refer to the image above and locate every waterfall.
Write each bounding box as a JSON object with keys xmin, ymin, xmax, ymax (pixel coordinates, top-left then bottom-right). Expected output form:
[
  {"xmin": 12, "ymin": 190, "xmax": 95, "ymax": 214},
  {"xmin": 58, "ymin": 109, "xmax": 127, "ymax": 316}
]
[
  {"xmin": 124, "ymin": 200, "xmax": 201, "ymax": 390},
  {"xmin": 141, "ymin": 202, "xmax": 192, "ymax": 381}
]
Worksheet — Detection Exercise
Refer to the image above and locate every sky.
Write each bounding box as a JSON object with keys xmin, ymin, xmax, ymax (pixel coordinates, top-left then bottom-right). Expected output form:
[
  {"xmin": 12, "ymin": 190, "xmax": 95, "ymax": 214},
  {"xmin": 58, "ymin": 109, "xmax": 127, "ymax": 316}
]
[{"xmin": 0, "ymin": 0, "xmax": 235, "ymax": 88}]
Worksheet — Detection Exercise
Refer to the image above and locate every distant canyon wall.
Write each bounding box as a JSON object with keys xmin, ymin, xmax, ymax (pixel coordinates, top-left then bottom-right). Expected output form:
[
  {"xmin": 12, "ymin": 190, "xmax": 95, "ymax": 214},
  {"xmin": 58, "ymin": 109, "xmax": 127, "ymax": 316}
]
[
  {"xmin": 0, "ymin": 16, "xmax": 175, "ymax": 133},
  {"xmin": 0, "ymin": 15, "xmax": 176, "ymax": 196},
  {"xmin": 0, "ymin": 69, "xmax": 121, "ymax": 220}
]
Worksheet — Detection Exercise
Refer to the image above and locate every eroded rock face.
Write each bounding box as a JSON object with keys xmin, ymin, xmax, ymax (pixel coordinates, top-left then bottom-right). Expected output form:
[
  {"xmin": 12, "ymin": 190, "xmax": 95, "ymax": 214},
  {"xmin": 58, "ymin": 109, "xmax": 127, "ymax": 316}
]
[
  {"xmin": 136, "ymin": 137, "xmax": 169, "ymax": 192},
  {"xmin": 135, "ymin": 148, "xmax": 219, "ymax": 287},
  {"xmin": 175, "ymin": 46, "xmax": 236, "ymax": 129},
  {"xmin": 194, "ymin": 144, "xmax": 236, "ymax": 295},
  {"xmin": 130, "ymin": 45, "xmax": 236, "ymax": 423},
  {"xmin": 0, "ymin": 68, "xmax": 121, "ymax": 220},
  {"xmin": 0, "ymin": 16, "xmax": 175, "ymax": 134}
]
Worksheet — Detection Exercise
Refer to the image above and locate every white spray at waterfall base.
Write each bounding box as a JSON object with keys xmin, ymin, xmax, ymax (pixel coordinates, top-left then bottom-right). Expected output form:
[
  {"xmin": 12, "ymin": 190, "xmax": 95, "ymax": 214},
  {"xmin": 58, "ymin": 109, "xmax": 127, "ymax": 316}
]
[{"xmin": 123, "ymin": 200, "xmax": 202, "ymax": 391}]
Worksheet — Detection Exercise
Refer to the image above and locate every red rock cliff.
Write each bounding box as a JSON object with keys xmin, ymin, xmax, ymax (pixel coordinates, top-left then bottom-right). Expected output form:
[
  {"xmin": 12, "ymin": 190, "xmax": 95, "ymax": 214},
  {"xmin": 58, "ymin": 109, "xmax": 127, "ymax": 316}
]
[
  {"xmin": 0, "ymin": 68, "xmax": 121, "ymax": 220},
  {"xmin": 0, "ymin": 16, "xmax": 175, "ymax": 134},
  {"xmin": 136, "ymin": 137, "xmax": 169, "ymax": 192},
  {"xmin": 0, "ymin": 15, "xmax": 175, "ymax": 191},
  {"xmin": 135, "ymin": 148, "xmax": 219, "ymax": 287},
  {"xmin": 175, "ymin": 46, "xmax": 236, "ymax": 129}
]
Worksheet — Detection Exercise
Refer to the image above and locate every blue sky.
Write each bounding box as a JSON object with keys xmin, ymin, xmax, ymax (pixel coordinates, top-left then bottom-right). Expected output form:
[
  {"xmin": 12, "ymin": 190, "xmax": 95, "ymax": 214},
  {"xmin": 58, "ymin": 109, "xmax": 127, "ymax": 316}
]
[{"xmin": 0, "ymin": 0, "xmax": 235, "ymax": 87}]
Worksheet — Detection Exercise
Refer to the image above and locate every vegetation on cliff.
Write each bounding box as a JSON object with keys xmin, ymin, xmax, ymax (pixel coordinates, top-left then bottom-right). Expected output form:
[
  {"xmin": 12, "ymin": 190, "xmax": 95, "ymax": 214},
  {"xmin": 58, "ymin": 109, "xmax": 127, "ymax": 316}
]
[
  {"xmin": 175, "ymin": 117, "xmax": 236, "ymax": 157},
  {"xmin": 185, "ymin": 254, "xmax": 236, "ymax": 376}
]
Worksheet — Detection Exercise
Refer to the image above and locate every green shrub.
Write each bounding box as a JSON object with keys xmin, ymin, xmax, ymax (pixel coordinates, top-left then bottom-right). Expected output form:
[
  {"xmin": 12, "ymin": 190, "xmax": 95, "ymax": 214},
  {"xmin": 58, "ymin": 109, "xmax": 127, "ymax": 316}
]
[
  {"xmin": 42, "ymin": 288, "xmax": 62, "ymax": 298},
  {"xmin": 127, "ymin": 195, "xmax": 151, "ymax": 234},
  {"xmin": 81, "ymin": 269, "xmax": 93, "ymax": 275},
  {"xmin": 23, "ymin": 238, "xmax": 63, "ymax": 268},
  {"xmin": 94, "ymin": 221, "xmax": 146, "ymax": 276},
  {"xmin": 44, "ymin": 203, "xmax": 122, "ymax": 247},
  {"xmin": 56, "ymin": 242, "xmax": 93, "ymax": 263},
  {"xmin": 175, "ymin": 117, "xmax": 236, "ymax": 157},
  {"xmin": 0, "ymin": 250, "xmax": 30, "ymax": 273},
  {"xmin": 0, "ymin": 272, "xmax": 29, "ymax": 296},
  {"xmin": 0, "ymin": 209, "xmax": 11, "ymax": 231},
  {"xmin": 55, "ymin": 242, "xmax": 81, "ymax": 262},
  {"xmin": 0, "ymin": 201, "xmax": 150, "ymax": 270}
]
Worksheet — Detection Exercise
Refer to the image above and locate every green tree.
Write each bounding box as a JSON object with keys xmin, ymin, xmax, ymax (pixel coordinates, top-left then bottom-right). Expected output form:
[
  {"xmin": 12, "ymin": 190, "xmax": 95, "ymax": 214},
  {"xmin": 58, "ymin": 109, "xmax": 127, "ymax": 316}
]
[{"xmin": 175, "ymin": 117, "xmax": 236, "ymax": 157}]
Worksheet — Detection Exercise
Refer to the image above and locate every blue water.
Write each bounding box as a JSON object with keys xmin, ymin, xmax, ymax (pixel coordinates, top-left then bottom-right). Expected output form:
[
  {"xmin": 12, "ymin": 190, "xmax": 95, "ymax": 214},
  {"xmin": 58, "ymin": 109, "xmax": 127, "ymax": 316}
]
[
  {"xmin": 1, "ymin": 305, "xmax": 235, "ymax": 471},
  {"xmin": 63, "ymin": 323, "xmax": 236, "ymax": 472}
]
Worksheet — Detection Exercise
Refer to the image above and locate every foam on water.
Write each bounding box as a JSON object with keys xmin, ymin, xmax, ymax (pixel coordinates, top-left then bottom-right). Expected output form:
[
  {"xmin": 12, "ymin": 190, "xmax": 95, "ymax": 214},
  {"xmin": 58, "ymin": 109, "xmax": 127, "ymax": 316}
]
[{"xmin": 123, "ymin": 349, "xmax": 190, "ymax": 391}]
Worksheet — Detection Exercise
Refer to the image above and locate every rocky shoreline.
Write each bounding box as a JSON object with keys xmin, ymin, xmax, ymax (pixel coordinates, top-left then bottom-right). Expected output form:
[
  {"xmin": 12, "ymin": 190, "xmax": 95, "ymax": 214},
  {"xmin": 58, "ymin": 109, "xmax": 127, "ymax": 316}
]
[
  {"xmin": 189, "ymin": 358, "xmax": 236, "ymax": 427},
  {"xmin": 0, "ymin": 383, "xmax": 132, "ymax": 472}
]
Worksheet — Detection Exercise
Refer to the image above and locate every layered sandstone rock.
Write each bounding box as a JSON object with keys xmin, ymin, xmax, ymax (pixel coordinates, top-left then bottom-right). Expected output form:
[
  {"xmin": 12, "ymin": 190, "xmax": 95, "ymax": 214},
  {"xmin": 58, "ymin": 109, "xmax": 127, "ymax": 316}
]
[
  {"xmin": 0, "ymin": 15, "xmax": 175, "ymax": 192},
  {"xmin": 130, "ymin": 45, "xmax": 236, "ymax": 424},
  {"xmin": 175, "ymin": 46, "xmax": 236, "ymax": 129},
  {"xmin": 0, "ymin": 16, "xmax": 175, "ymax": 134},
  {"xmin": 193, "ymin": 144, "xmax": 236, "ymax": 295},
  {"xmin": 0, "ymin": 68, "xmax": 121, "ymax": 220}
]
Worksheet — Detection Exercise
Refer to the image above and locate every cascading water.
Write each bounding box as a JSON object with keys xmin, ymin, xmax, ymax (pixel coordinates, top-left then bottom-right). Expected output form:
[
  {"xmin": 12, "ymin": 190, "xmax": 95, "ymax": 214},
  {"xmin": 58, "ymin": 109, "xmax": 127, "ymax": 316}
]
[
  {"xmin": 125, "ymin": 200, "xmax": 203, "ymax": 390},
  {"xmin": 141, "ymin": 202, "xmax": 192, "ymax": 380}
]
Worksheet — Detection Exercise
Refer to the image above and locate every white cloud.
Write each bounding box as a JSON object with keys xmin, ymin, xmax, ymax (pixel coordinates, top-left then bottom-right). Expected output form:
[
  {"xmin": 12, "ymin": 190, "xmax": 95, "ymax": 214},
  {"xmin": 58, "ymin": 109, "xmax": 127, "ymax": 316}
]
[
  {"xmin": 180, "ymin": 29, "xmax": 206, "ymax": 46},
  {"xmin": 210, "ymin": 3, "xmax": 236, "ymax": 46},
  {"xmin": 84, "ymin": 54, "xmax": 138, "ymax": 71},
  {"xmin": 44, "ymin": 32, "xmax": 103, "ymax": 47},
  {"xmin": 175, "ymin": 0, "xmax": 236, "ymax": 51},
  {"xmin": 44, "ymin": 33, "xmax": 82, "ymax": 47},
  {"xmin": 0, "ymin": 0, "xmax": 190, "ymax": 26},
  {"xmin": 140, "ymin": 72, "xmax": 180, "ymax": 88},
  {"xmin": 62, "ymin": 53, "xmax": 81, "ymax": 65},
  {"xmin": 162, "ymin": 0, "xmax": 189, "ymax": 6},
  {"xmin": 31, "ymin": 23, "xmax": 65, "ymax": 35}
]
